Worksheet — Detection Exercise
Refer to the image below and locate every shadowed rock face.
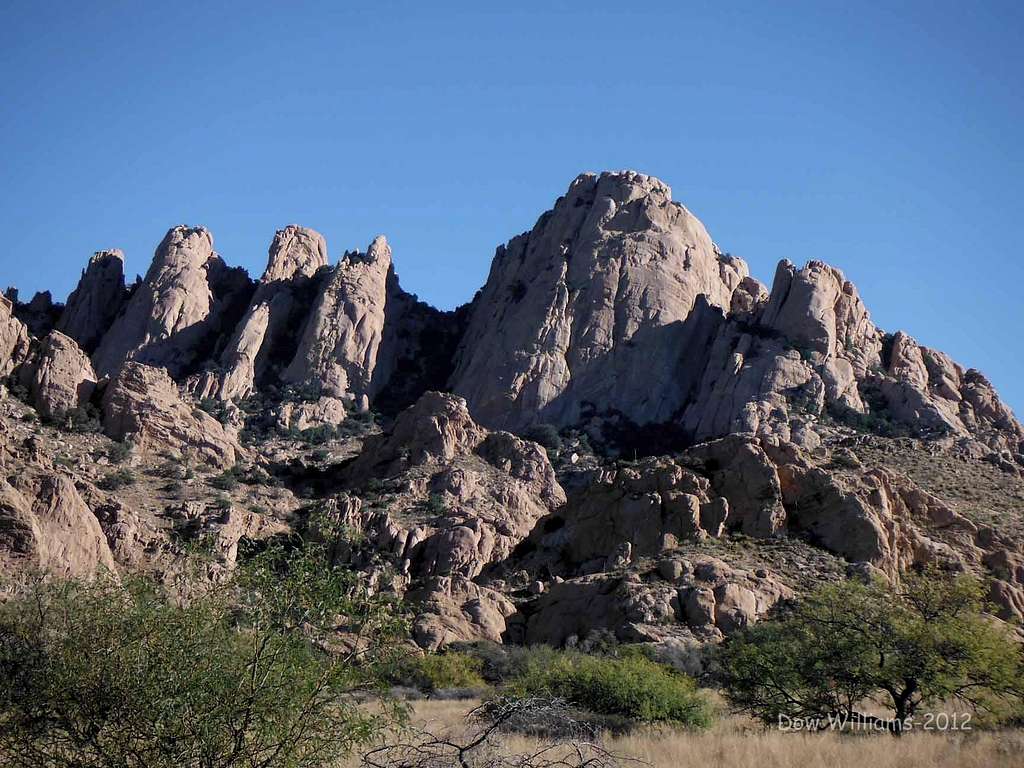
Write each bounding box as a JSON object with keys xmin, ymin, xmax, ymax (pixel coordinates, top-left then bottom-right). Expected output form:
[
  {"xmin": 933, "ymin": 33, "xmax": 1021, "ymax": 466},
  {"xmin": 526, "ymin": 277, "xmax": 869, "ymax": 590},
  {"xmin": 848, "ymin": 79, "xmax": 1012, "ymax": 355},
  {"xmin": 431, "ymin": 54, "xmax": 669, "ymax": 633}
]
[
  {"xmin": 449, "ymin": 171, "xmax": 750, "ymax": 431},
  {"xmin": 57, "ymin": 249, "xmax": 127, "ymax": 353},
  {"xmin": 91, "ymin": 226, "xmax": 254, "ymax": 379},
  {"xmin": 216, "ymin": 225, "xmax": 329, "ymax": 401}
]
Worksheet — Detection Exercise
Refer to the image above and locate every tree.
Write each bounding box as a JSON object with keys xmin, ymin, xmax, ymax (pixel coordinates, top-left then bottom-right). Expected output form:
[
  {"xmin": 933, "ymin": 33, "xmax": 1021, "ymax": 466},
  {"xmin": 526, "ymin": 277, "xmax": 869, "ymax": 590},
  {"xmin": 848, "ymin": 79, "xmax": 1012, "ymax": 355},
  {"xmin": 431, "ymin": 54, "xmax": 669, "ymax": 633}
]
[
  {"xmin": 717, "ymin": 569, "xmax": 1024, "ymax": 734},
  {"xmin": 0, "ymin": 538, "xmax": 409, "ymax": 768}
]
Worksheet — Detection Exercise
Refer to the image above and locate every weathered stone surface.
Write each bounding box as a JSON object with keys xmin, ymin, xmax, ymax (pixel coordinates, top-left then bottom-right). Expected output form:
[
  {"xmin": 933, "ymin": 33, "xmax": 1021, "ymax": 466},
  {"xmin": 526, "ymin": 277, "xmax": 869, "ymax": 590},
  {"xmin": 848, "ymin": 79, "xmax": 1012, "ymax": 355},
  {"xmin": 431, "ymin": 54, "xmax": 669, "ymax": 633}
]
[
  {"xmin": 880, "ymin": 331, "xmax": 1024, "ymax": 450},
  {"xmin": 0, "ymin": 296, "xmax": 30, "ymax": 377},
  {"xmin": 19, "ymin": 332, "xmax": 97, "ymax": 420},
  {"xmin": 0, "ymin": 474, "xmax": 116, "ymax": 578},
  {"xmin": 57, "ymin": 250, "xmax": 127, "ymax": 353},
  {"xmin": 681, "ymin": 436, "xmax": 787, "ymax": 537},
  {"xmin": 450, "ymin": 171, "xmax": 750, "ymax": 431},
  {"xmin": 409, "ymin": 576, "xmax": 516, "ymax": 650},
  {"xmin": 517, "ymin": 555, "xmax": 791, "ymax": 646},
  {"xmin": 217, "ymin": 226, "xmax": 328, "ymax": 401},
  {"xmin": 283, "ymin": 236, "xmax": 393, "ymax": 399},
  {"xmin": 276, "ymin": 396, "xmax": 347, "ymax": 432},
  {"xmin": 92, "ymin": 226, "xmax": 253, "ymax": 379},
  {"xmin": 101, "ymin": 362, "xmax": 241, "ymax": 468}
]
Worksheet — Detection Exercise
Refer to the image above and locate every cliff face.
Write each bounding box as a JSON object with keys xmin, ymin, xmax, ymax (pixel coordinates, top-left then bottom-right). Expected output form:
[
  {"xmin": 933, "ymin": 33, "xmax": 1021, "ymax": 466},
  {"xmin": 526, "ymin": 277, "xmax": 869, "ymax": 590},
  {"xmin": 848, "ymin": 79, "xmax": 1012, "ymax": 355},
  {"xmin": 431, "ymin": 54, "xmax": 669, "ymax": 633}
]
[{"xmin": 449, "ymin": 171, "xmax": 750, "ymax": 431}]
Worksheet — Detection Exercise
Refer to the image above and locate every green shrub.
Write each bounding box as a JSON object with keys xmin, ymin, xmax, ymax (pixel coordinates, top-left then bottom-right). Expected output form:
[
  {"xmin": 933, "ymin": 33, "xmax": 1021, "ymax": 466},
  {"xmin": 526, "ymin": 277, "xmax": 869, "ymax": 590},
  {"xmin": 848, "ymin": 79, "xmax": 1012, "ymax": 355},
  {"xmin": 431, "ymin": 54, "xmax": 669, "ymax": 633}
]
[
  {"xmin": 106, "ymin": 441, "xmax": 132, "ymax": 464},
  {"xmin": 98, "ymin": 469, "xmax": 136, "ymax": 491},
  {"xmin": 392, "ymin": 652, "xmax": 487, "ymax": 692},
  {"xmin": 508, "ymin": 648, "xmax": 712, "ymax": 727},
  {"xmin": 0, "ymin": 539, "xmax": 408, "ymax": 768},
  {"xmin": 524, "ymin": 423, "xmax": 563, "ymax": 452}
]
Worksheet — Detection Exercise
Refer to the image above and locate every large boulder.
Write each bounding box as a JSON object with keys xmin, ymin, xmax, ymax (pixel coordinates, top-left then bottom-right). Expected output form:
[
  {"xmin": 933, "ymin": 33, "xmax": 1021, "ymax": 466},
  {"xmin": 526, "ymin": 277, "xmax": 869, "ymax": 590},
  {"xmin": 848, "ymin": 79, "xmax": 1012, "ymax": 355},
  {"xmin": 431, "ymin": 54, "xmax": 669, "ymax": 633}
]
[
  {"xmin": 450, "ymin": 171, "xmax": 750, "ymax": 431},
  {"xmin": 101, "ymin": 362, "xmax": 241, "ymax": 468},
  {"xmin": 56, "ymin": 249, "xmax": 127, "ymax": 353},
  {"xmin": 19, "ymin": 331, "xmax": 97, "ymax": 420},
  {"xmin": 0, "ymin": 474, "xmax": 116, "ymax": 578}
]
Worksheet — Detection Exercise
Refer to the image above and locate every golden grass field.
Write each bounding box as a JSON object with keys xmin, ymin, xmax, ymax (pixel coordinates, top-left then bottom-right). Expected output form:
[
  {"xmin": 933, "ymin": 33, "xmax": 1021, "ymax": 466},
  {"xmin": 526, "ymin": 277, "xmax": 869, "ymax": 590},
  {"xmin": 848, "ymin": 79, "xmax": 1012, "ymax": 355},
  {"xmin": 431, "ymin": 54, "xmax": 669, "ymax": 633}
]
[{"xmin": 349, "ymin": 698, "xmax": 1024, "ymax": 768}]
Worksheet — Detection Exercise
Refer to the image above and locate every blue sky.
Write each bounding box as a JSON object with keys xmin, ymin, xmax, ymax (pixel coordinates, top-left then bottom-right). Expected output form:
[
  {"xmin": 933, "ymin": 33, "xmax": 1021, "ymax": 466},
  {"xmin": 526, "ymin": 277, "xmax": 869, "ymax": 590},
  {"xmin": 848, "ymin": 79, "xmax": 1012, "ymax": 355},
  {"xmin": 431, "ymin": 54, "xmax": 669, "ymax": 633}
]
[{"xmin": 2, "ymin": 2, "xmax": 1022, "ymax": 413}]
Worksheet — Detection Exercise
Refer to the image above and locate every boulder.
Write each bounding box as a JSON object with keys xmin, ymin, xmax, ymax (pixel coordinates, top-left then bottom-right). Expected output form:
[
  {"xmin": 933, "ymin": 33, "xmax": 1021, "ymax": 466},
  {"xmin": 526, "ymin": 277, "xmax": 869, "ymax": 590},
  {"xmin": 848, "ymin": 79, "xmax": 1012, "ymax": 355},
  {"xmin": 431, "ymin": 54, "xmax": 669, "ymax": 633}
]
[
  {"xmin": 0, "ymin": 474, "xmax": 116, "ymax": 578},
  {"xmin": 19, "ymin": 331, "xmax": 97, "ymax": 419},
  {"xmin": 101, "ymin": 362, "xmax": 241, "ymax": 468}
]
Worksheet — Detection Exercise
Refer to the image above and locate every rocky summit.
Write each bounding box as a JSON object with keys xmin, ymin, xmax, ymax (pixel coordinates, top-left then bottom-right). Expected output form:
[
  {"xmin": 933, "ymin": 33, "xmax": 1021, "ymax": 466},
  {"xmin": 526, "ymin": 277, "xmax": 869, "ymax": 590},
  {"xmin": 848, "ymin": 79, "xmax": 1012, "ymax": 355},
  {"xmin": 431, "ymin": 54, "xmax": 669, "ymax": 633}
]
[{"xmin": 2, "ymin": 170, "xmax": 1023, "ymax": 657}]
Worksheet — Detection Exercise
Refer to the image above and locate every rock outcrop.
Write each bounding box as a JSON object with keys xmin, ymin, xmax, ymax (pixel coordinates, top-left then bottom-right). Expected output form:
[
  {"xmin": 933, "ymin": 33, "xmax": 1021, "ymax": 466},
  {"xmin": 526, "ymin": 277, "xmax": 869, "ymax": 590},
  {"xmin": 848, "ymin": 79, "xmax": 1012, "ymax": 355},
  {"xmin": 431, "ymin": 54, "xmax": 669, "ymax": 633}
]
[
  {"xmin": 92, "ymin": 226, "xmax": 254, "ymax": 379},
  {"xmin": 215, "ymin": 226, "xmax": 329, "ymax": 401},
  {"xmin": 281, "ymin": 236, "xmax": 457, "ymax": 414},
  {"xmin": 0, "ymin": 296, "xmax": 30, "ymax": 377},
  {"xmin": 56, "ymin": 249, "xmax": 127, "ymax": 353},
  {"xmin": 101, "ymin": 362, "xmax": 242, "ymax": 468},
  {"xmin": 0, "ymin": 474, "xmax": 116, "ymax": 578},
  {"xmin": 513, "ymin": 555, "xmax": 792, "ymax": 647},
  {"xmin": 450, "ymin": 171, "xmax": 750, "ymax": 431},
  {"xmin": 19, "ymin": 331, "xmax": 97, "ymax": 420},
  {"xmin": 328, "ymin": 392, "xmax": 565, "ymax": 646},
  {"xmin": 283, "ymin": 236, "xmax": 395, "ymax": 400}
]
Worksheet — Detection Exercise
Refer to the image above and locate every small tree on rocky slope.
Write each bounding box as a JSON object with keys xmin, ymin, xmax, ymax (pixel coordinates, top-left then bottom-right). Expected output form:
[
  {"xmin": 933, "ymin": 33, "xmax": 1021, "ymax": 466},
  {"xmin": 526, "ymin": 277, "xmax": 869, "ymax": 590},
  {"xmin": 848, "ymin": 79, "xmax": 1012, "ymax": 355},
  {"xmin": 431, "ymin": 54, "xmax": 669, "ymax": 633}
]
[
  {"xmin": 0, "ymin": 539, "xmax": 409, "ymax": 768},
  {"xmin": 717, "ymin": 569, "xmax": 1024, "ymax": 734}
]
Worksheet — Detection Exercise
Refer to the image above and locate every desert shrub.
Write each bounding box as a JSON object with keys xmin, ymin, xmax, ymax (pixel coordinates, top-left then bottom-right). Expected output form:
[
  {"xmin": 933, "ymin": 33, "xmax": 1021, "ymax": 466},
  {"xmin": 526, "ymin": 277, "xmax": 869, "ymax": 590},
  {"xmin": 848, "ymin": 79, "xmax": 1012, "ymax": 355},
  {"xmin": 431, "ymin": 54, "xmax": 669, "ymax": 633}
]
[
  {"xmin": 717, "ymin": 569, "xmax": 1024, "ymax": 733},
  {"xmin": 507, "ymin": 648, "xmax": 712, "ymax": 727},
  {"xmin": 524, "ymin": 423, "xmax": 563, "ymax": 452},
  {"xmin": 208, "ymin": 466, "xmax": 241, "ymax": 491},
  {"xmin": 0, "ymin": 539, "xmax": 408, "ymax": 768},
  {"xmin": 98, "ymin": 468, "xmax": 136, "ymax": 491},
  {"xmin": 106, "ymin": 441, "xmax": 132, "ymax": 464},
  {"xmin": 391, "ymin": 652, "xmax": 487, "ymax": 693},
  {"xmin": 197, "ymin": 397, "xmax": 232, "ymax": 425},
  {"xmin": 45, "ymin": 405, "xmax": 102, "ymax": 433}
]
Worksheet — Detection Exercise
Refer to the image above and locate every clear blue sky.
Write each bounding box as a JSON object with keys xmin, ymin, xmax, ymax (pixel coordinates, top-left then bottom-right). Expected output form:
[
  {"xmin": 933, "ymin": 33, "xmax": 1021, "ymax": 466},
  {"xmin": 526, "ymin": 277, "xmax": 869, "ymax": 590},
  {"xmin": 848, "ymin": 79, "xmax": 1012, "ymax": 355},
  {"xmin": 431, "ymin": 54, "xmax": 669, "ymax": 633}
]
[{"xmin": 2, "ymin": 2, "xmax": 1022, "ymax": 414}]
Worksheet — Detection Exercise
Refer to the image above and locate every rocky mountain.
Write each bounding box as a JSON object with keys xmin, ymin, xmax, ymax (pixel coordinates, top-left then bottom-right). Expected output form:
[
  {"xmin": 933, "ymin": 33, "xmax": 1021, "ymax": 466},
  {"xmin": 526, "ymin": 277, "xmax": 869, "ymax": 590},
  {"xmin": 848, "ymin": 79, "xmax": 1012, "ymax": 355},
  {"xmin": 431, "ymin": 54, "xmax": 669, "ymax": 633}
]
[{"xmin": 1, "ymin": 169, "xmax": 1022, "ymax": 658}]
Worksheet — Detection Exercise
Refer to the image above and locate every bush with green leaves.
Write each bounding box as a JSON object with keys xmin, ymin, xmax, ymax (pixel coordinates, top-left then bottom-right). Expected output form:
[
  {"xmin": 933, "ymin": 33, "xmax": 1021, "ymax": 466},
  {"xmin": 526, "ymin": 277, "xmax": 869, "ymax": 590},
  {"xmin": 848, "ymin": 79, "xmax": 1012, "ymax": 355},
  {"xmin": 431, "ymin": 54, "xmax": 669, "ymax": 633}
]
[
  {"xmin": 390, "ymin": 651, "xmax": 488, "ymax": 692},
  {"xmin": 507, "ymin": 647, "xmax": 712, "ymax": 727},
  {"xmin": 0, "ymin": 539, "xmax": 409, "ymax": 768},
  {"xmin": 98, "ymin": 467, "xmax": 136, "ymax": 490},
  {"xmin": 717, "ymin": 569, "xmax": 1024, "ymax": 733}
]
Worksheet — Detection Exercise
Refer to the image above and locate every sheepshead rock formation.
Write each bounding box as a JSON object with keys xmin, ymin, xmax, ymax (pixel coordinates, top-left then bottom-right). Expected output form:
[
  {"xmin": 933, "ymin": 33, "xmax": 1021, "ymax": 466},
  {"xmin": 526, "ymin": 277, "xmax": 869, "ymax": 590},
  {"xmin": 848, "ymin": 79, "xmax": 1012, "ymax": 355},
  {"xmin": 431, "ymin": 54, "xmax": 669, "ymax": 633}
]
[
  {"xmin": 92, "ymin": 226, "xmax": 254, "ymax": 379},
  {"xmin": 0, "ymin": 296, "xmax": 30, "ymax": 377},
  {"xmin": 214, "ymin": 226, "xmax": 329, "ymax": 401},
  {"xmin": 102, "ymin": 362, "xmax": 242, "ymax": 468},
  {"xmin": 450, "ymin": 171, "xmax": 750, "ymax": 431},
  {"xmin": 56, "ymin": 249, "xmax": 127, "ymax": 353},
  {"xmin": 19, "ymin": 331, "xmax": 97, "ymax": 420},
  {"xmin": 0, "ymin": 474, "xmax": 116, "ymax": 578}
]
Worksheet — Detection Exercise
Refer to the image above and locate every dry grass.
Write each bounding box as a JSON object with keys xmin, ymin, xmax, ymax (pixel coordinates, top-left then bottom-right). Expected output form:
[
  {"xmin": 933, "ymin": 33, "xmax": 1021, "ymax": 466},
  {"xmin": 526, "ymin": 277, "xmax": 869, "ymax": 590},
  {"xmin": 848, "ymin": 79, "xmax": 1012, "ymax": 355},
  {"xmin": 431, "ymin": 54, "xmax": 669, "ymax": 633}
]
[{"xmin": 348, "ymin": 698, "xmax": 1024, "ymax": 768}]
